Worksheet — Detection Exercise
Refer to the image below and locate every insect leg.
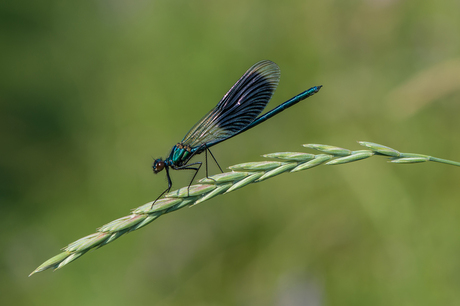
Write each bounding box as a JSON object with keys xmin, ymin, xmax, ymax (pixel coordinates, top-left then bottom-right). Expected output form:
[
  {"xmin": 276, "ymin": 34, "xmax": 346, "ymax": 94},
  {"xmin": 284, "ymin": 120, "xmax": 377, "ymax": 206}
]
[
  {"xmin": 174, "ymin": 162, "xmax": 202, "ymax": 197},
  {"xmin": 206, "ymin": 146, "xmax": 223, "ymax": 173},
  {"xmin": 151, "ymin": 166, "xmax": 173, "ymax": 208}
]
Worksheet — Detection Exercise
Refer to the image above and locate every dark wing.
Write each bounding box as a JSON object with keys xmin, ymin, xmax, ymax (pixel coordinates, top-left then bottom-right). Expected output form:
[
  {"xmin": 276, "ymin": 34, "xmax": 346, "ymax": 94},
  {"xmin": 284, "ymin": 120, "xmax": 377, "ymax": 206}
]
[{"xmin": 181, "ymin": 60, "xmax": 280, "ymax": 150}]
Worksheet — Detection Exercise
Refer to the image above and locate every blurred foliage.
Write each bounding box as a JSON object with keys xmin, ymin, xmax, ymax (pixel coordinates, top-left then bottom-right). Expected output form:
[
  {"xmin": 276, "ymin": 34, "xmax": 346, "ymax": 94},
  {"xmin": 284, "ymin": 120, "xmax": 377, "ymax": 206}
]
[{"xmin": 1, "ymin": 0, "xmax": 460, "ymax": 305}]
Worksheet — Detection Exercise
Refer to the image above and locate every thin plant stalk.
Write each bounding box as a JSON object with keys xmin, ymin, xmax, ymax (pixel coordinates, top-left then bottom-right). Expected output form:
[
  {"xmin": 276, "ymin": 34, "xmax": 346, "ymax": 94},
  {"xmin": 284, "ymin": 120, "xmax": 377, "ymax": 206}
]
[{"xmin": 30, "ymin": 141, "xmax": 459, "ymax": 276}]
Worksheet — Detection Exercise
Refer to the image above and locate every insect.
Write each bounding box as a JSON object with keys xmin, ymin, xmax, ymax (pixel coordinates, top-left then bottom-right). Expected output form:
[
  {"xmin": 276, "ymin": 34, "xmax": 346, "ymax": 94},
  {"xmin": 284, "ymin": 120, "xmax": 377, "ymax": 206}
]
[{"xmin": 152, "ymin": 60, "xmax": 322, "ymax": 203}]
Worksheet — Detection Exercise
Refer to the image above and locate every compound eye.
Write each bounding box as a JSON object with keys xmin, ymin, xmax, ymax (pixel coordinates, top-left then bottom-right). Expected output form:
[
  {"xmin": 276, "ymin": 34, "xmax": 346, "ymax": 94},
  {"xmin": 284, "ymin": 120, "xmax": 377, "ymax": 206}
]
[{"xmin": 153, "ymin": 159, "xmax": 165, "ymax": 173}]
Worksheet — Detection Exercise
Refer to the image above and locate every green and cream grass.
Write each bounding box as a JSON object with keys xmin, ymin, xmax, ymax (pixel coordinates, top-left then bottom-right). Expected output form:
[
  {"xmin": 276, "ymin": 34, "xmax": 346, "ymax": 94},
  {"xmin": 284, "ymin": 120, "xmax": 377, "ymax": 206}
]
[{"xmin": 30, "ymin": 141, "xmax": 460, "ymax": 276}]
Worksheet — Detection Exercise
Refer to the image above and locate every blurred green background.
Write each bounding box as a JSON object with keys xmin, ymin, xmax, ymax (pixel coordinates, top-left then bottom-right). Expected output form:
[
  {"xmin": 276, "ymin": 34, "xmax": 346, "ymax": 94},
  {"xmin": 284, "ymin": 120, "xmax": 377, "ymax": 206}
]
[{"xmin": 2, "ymin": 0, "xmax": 460, "ymax": 305}]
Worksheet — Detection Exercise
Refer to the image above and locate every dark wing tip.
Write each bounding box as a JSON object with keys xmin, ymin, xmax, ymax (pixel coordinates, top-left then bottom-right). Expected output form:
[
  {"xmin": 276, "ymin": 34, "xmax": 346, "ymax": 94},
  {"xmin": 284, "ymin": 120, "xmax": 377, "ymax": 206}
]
[{"xmin": 250, "ymin": 60, "xmax": 280, "ymax": 86}]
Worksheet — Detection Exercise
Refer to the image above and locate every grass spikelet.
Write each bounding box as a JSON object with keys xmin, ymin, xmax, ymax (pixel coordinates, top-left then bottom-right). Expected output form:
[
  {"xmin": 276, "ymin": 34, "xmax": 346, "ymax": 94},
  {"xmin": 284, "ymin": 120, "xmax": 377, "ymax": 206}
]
[{"xmin": 29, "ymin": 141, "xmax": 459, "ymax": 276}]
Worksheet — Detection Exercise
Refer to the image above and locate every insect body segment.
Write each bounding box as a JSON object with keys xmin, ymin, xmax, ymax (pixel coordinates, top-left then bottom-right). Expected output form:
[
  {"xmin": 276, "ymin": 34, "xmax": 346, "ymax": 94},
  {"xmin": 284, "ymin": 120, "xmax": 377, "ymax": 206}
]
[{"xmin": 168, "ymin": 143, "xmax": 193, "ymax": 167}]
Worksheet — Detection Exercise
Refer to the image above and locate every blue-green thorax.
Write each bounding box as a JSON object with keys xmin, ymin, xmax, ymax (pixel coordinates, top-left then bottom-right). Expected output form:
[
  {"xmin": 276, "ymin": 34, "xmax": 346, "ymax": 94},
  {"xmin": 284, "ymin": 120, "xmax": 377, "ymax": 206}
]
[{"xmin": 165, "ymin": 143, "xmax": 194, "ymax": 167}]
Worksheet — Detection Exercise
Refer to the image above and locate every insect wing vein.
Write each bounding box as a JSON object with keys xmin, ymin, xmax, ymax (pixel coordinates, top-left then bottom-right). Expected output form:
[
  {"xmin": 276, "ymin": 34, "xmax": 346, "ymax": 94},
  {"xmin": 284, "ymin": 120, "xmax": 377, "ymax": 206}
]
[{"xmin": 181, "ymin": 60, "xmax": 280, "ymax": 150}]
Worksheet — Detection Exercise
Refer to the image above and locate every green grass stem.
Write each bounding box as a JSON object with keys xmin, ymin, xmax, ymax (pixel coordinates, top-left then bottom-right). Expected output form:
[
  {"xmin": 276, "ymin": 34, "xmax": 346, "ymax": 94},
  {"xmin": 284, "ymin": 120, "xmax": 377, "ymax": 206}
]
[{"xmin": 29, "ymin": 141, "xmax": 459, "ymax": 276}]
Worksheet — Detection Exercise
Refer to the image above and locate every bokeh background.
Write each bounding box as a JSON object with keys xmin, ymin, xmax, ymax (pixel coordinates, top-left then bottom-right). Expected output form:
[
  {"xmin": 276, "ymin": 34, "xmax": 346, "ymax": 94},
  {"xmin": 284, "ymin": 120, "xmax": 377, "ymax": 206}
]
[{"xmin": 2, "ymin": 0, "xmax": 460, "ymax": 305}]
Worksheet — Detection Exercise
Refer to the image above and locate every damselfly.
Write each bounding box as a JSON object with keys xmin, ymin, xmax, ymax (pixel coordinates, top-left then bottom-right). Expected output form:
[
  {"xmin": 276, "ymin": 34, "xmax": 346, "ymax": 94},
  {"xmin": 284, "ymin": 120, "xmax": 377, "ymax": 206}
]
[{"xmin": 152, "ymin": 60, "xmax": 322, "ymax": 203}]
